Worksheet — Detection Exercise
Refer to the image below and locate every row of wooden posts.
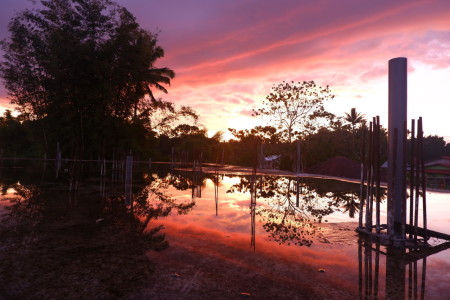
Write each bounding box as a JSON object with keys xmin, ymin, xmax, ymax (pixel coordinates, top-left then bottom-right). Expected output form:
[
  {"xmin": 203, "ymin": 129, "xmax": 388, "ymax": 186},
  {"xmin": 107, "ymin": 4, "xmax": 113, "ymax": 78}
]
[{"xmin": 357, "ymin": 117, "xmax": 433, "ymax": 245}]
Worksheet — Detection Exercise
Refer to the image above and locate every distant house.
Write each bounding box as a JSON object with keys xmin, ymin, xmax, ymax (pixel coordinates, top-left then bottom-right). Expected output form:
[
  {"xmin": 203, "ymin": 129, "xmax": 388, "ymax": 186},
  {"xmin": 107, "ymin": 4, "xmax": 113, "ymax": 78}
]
[
  {"xmin": 425, "ymin": 156, "xmax": 450, "ymax": 188},
  {"xmin": 263, "ymin": 155, "xmax": 282, "ymax": 169},
  {"xmin": 425, "ymin": 156, "xmax": 450, "ymax": 176},
  {"xmin": 306, "ymin": 156, "xmax": 361, "ymax": 179},
  {"xmin": 381, "ymin": 156, "xmax": 450, "ymax": 188}
]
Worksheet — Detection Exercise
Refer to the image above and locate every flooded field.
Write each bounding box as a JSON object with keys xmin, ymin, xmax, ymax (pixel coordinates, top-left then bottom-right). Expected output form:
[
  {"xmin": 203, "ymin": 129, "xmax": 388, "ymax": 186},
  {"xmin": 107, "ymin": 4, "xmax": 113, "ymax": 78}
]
[{"xmin": 1, "ymin": 161, "xmax": 449, "ymax": 299}]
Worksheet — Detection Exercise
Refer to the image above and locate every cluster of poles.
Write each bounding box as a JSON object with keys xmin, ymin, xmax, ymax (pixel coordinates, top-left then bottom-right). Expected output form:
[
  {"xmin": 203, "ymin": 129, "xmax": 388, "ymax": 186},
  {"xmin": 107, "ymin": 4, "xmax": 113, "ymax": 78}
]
[
  {"xmin": 405, "ymin": 118, "xmax": 428, "ymax": 242},
  {"xmin": 358, "ymin": 116, "xmax": 429, "ymax": 244},
  {"xmin": 358, "ymin": 116, "xmax": 383, "ymax": 233},
  {"xmin": 358, "ymin": 237, "xmax": 428, "ymax": 300}
]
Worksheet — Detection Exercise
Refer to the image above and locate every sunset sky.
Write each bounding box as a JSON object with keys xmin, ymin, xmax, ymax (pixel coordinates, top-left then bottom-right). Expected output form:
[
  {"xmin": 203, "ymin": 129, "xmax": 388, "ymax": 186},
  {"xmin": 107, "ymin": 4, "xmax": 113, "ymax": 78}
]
[{"xmin": 1, "ymin": 0, "xmax": 450, "ymax": 141}]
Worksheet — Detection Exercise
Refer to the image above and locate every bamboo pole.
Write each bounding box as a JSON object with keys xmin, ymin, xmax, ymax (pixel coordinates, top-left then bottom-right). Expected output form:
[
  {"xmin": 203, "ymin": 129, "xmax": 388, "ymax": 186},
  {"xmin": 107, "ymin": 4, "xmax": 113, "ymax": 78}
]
[
  {"xmin": 414, "ymin": 120, "xmax": 420, "ymax": 242},
  {"xmin": 366, "ymin": 122, "xmax": 373, "ymax": 231},
  {"xmin": 409, "ymin": 119, "xmax": 415, "ymax": 233},
  {"xmin": 402, "ymin": 120, "xmax": 408, "ymax": 239},
  {"xmin": 375, "ymin": 117, "xmax": 381, "ymax": 233},
  {"xmin": 419, "ymin": 117, "xmax": 428, "ymax": 240},
  {"xmin": 359, "ymin": 129, "xmax": 366, "ymax": 229}
]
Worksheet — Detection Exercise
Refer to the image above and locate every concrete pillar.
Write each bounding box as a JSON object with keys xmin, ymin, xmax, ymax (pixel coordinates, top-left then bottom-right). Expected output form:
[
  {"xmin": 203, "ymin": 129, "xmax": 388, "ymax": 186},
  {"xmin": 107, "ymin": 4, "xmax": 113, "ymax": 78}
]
[{"xmin": 387, "ymin": 57, "xmax": 407, "ymax": 239}]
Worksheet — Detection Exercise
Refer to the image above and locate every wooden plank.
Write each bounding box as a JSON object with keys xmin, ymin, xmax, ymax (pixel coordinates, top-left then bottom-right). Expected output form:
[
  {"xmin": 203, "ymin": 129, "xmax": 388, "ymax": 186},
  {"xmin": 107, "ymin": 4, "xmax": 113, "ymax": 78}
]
[{"xmin": 405, "ymin": 224, "xmax": 450, "ymax": 241}]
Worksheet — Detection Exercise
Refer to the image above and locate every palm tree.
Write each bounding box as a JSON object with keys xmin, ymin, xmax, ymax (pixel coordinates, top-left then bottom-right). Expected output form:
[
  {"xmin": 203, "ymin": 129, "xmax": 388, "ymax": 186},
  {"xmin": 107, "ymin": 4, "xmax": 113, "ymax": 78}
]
[
  {"xmin": 344, "ymin": 108, "xmax": 366, "ymax": 132},
  {"xmin": 344, "ymin": 108, "xmax": 366, "ymax": 160}
]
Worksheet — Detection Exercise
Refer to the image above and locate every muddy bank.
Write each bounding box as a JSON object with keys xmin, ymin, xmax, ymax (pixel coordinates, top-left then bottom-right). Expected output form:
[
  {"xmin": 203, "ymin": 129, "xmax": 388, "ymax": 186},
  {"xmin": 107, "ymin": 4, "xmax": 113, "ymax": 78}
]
[
  {"xmin": 0, "ymin": 187, "xmax": 167, "ymax": 299},
  {"xmin": 139, "ymin": 221, "xmax": 360, "ymax": 299}
]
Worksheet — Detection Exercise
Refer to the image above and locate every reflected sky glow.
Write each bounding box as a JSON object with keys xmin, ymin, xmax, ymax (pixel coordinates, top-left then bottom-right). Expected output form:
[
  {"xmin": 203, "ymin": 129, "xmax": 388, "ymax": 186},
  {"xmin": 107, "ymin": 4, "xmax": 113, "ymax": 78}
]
[{"xmin": 149, "ymin": 173, "xmax": 450, "ymax": 298}]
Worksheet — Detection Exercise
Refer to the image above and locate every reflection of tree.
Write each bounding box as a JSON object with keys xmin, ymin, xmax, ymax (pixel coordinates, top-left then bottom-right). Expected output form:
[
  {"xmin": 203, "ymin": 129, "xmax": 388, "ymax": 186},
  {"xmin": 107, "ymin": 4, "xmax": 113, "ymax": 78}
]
[
  {"xmin": 228, "ymin": 176, "xmax": 317, "ymax": 246},
  {"xmin": 0, "ymin": 172, "xmax": 196, "ymax": 298},
  {"xmin": 0, "ymin": 184, "xmax": 43, "ymax": 231},
  {"xmin": 131, "ymin": 176, "xmax": 196, "ymax": 231},
  {"xmin": 227, "ymin": 175, "xmax": 388, "ymax": 247}
]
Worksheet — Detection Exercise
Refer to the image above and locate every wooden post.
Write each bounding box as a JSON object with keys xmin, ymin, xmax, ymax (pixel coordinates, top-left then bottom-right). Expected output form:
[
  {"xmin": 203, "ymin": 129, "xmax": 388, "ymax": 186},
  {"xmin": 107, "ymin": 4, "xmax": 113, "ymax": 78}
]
[
  {"xmin": 375, "ymin": 117, "xmax": 381, "ymax": 233},
  {"xmin": 125, "ymin": 155, "xmax": 133, "ymax": 206},
  {"xmin": 365, "ymin": 122, "xmax": 373, "ymax": 231},
  {"xmin": 171, "ymin": 146, "xmax": 174, "ymax": 170},
  {"xmin": 359, "ymin": 129, "xmax": 366, "ymax": 229},
  {"xmin": 418, "ymin": 117, "xmax": 428, "ymax": 240},
  {"xmin": 414, "ymin": 122, "xmax": 420, "ymax": 242},
  {"xmin": 56, "ymin": 142, "xmax": 62, "ymax": 178},
  {"xmin": 402, "ymin": 121, "xmax": 408, "ymax": 239},
  {"xmin": 259, "ymin": 143, "xmax": 264, "ymax": 169},
  {"xmin": 296, "ymin": 140, "xmax": 302, "ymax": 173},
  {"xmin": 409, "ymin": 119, "xmax": 415, "ymax": 232}
]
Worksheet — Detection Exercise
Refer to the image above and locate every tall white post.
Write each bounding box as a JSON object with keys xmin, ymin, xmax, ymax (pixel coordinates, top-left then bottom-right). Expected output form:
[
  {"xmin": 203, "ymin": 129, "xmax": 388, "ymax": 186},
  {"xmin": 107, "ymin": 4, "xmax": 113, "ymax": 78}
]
[{"xmin": 388, "ymin": 57, "xmax": 407, "ymax": 240}]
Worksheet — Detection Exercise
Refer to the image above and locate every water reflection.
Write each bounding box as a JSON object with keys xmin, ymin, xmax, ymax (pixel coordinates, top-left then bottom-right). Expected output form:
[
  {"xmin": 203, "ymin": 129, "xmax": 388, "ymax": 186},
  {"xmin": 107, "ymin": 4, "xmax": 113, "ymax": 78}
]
[
  {"xmin": 0, "ymin": 165, "xmax": 201, "ymax": 298},
  {"xmin": 358, "ymin": 235, "xmax": 450, "ymax": 300},
  {"xmin": 222, "ymin": 175, "xmax": 387, "ymax": 247},
  {"xmin": 1, "ymin": 164, "xmax": 449, "ymax": 297}
]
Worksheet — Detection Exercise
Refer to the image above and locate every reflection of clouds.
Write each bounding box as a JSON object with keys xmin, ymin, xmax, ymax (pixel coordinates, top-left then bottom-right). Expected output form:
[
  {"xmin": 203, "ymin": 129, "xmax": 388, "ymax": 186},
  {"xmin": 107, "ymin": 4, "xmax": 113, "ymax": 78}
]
[{"xmin": 423, "ymin": 258, "xmax": 450, "ymax": 295}]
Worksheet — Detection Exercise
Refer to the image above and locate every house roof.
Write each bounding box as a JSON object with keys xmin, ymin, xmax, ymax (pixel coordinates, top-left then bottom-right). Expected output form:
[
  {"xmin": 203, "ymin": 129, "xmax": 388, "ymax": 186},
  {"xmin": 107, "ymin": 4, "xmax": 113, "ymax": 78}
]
[
  {"xmin": 425, "ymin": 156, "xmax": 450, "ymax": 168},
  {"xmin": 264, "ymin": 155, "xmax": 281, "ymax": 162}
]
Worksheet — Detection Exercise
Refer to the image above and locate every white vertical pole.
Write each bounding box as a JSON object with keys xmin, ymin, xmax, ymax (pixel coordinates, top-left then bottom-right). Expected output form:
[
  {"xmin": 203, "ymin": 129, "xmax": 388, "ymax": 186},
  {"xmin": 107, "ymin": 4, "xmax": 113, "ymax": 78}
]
[{"xmin": 388, "ymin": 57, "xmax": 407, "ymax": 240}]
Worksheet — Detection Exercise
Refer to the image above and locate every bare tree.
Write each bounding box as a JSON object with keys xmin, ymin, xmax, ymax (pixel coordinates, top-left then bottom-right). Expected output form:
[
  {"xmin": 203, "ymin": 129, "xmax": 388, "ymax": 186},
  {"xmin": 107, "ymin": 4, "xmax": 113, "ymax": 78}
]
[{"xmin": 253, "ymin": 81, "xmax": 334, "ymax": 142}]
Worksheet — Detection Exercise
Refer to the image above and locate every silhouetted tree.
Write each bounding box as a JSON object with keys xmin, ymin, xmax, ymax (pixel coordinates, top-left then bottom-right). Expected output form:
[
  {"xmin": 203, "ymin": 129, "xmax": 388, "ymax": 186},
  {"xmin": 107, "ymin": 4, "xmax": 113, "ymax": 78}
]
[
  {"xmin": 253, "ymin": 81, "xmax": 334, "ymax": 142},
  {"xmin": 0, "ymin": 0, "xmax": 175, "ymax": 158},
  {"xmin": 344, "ymin": 107, "xmax": 366, "ymax": 132}
]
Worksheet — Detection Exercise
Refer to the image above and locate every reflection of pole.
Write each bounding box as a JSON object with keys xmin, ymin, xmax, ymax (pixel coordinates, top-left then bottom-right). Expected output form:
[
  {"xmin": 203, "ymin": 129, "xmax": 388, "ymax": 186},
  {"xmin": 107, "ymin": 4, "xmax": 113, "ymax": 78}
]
[
  {"xmin": 250, "ymin": 171, "xmax": 257, "ymax": 251},
  {"xmin": 358, "ymin": 241, "xmax": 363, "ymax": 300},
  {"xmin": 221, "ymin": 147, "xmax": 225, "ymax": 165},
  {"xmin": 421, "ymin": 257, "xmax": 427, "ymax": 300},
  {"xmin": 259, "ymin": 143, "xmax": 264, "ymax": 169},
  {"xmin": 171, "ymin": 146, "xmax": 174, "ymax": 171},
  {"xmin": 386, "ymin": 247, "xmax": 406, "ymax": 300},
  {"xmin": 374, "ymin": 243, "xmax": 380, "ymax": 299},
  {"xmin": 358, "ymin": 237, "xmax": 434, "ymax": 300},
  {"xmin": 214, "ymin": 176, "xmax": 219, "ymax": 216}
]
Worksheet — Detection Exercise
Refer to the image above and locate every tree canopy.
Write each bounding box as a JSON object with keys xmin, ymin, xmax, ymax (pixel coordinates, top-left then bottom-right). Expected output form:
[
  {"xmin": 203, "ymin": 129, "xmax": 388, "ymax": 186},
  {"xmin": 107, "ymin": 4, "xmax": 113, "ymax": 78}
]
[
  {"xmin": 253, "ymin": 81, "xmax": 335, "ymax": 143},
  {"xmin": 0, "ymin": 0, "xmax": 175, "ymax": 158}
]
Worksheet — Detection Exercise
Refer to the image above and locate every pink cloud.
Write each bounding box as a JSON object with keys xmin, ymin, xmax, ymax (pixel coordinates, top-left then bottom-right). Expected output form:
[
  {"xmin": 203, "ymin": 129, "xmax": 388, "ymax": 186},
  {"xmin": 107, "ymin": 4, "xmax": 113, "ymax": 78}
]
[{"xmin": 239, "ymin": 109, "xmax": 254, "ymax": 117}]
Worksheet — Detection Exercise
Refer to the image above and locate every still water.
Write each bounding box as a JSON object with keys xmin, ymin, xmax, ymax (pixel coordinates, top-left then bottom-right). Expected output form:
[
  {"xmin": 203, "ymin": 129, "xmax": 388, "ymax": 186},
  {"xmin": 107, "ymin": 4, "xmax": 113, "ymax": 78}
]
[{"xmin": 1, "ymin": 162, "xmax": 449, "ymax": 299}]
